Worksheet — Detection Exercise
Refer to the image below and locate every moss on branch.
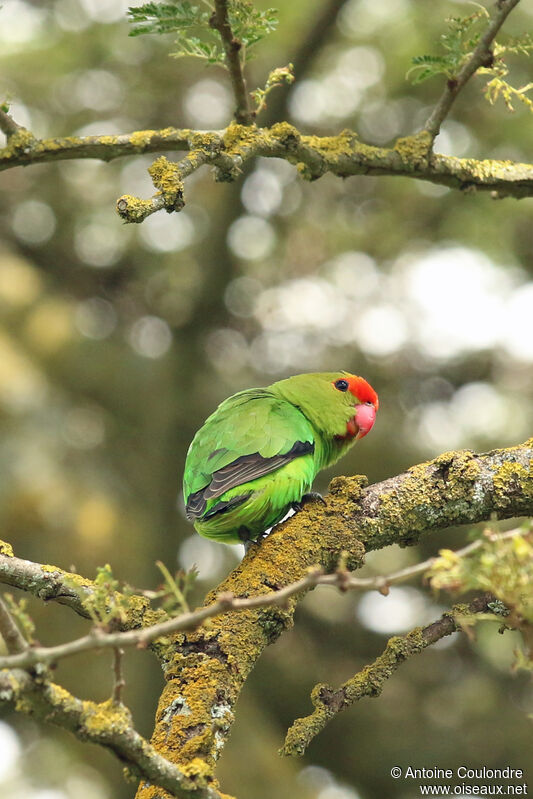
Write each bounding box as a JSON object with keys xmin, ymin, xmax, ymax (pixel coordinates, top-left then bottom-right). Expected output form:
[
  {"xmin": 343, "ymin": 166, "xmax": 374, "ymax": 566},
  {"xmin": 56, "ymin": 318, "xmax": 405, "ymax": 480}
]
[
  {"xmin": 0, "ymin": 669, "xmax": 220, "ymax": 799},
  {"xmin": 1, "ymin": 441, "xmax": 532, "ymax": 799},
  {"xmin": 2, "ymin": 124, "xmax": 533, "ymax": 201},
  {"xmin": 135, "ymin": 440, "xmax": 533, "ymax": 799},
  {"xmin": 0, "ymin": 546, "xmax": 163, "ymax": 629},
  {"xmin": 281, "ymin": 595, "xmax": 495, "ymax": 756}
]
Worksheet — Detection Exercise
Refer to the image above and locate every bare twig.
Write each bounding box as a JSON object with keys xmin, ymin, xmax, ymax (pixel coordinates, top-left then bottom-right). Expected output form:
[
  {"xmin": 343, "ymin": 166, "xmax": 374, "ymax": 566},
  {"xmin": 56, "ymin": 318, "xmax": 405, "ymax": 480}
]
[
  {"xmin": 0, "ymin": 568, "xmax": 325, "ymax": 670},
  {"xmin": 424, "ymin": 0, "xmax": 522, "ymax": 141},
  {"xmin": 344, "ymin": 527, "xmax": 528, "ymax": 595},
  {"xmin": 0, "ymin": 108, "xmax": 21, "ymax": 138},
  {"xmin": 0, "ymin": 527, "xmax": 524, "ymax": 672},
  {"xmin": 281, "ymin": 594, "xmax": 495, "ymax": 756},
  {"xmin": 0, "ymin": 595, "xmax": 28, "ymax": 654},
  {"xmin": 112, "ymin": 647, "xmax": 126, "ymax": 704},
  {"xmin": 209, "ymin": 0, "xmax": 252, "ymax": 125}
]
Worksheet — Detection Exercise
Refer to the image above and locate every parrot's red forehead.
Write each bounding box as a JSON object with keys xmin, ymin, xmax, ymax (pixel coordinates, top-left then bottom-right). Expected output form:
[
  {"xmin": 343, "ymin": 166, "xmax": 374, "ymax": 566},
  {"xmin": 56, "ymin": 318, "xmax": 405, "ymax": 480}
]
[{"xmin": 345, "ymin": 376, "xmax": 379, "ymax": 409}]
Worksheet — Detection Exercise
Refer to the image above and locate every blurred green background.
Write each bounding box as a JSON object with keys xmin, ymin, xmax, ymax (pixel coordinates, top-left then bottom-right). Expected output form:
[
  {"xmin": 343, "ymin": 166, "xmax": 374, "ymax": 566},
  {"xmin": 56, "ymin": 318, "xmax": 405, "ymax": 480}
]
[{"xmin": 0, "ymin": 0, "xmax": 532, "ymax": 797}]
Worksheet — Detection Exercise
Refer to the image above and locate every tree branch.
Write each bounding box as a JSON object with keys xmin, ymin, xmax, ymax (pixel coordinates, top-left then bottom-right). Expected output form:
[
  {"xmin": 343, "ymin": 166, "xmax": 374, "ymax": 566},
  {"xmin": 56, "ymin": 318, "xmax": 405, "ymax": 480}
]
[
  {"xmin": 209, "ymin": 0, "xmax": 252, "ymax": 125},
  {"xmin": 0, "ymin": 569, "xmax": 323, "ymax": 670},
  {"xmin": 0, "ymin": 595, "xmax": 29, "ymax": 653},
  {"xmin": 0, "ymin": 528, "xmax": 525, "ymax": 671},
  {"xmin": 424, "ymin": 0, "xmax": 522, "ymax": 142},
  {"xmin": 134, "ymin": 439, "xmax": 533, "ymax": 799},
  {"xmin": 0, "ymin": 108, "xmax": 22, "ymax": 138},
  {"xmin": 281, "ymin": 594, "xmax": 496, "ymax": 756},
  {"xmin": 112, "ymin": 647, "xmax": 126, "ymax": 704},
  {"xmin": 2, "ymin": 124, "xmax": 532, "ymax": 201},
  {"xmin": 117, "ymin": 153, "xmax": 192, "ymax": 223},
  {"xmin": 0, "ymin": 669, "xmax": 221, "ymax": 799},
  {"xmin": 0, "ymin": 541, "xmax": 163, "ymax": 628},
  {"xmin": 1, "ymin": 441, "xmax": 531, "ymax": 797}
]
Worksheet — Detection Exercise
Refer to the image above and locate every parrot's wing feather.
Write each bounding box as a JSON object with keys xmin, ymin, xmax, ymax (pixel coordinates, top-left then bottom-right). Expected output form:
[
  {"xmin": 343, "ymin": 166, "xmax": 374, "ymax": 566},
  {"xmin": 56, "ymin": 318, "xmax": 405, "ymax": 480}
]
[
  {"xmin": 185, "ymin": 440, "xmax": 314, "ymax": 520},
  {"xmin": 183, "ymin": 389, "xmax": 316, "ymax": 521}
]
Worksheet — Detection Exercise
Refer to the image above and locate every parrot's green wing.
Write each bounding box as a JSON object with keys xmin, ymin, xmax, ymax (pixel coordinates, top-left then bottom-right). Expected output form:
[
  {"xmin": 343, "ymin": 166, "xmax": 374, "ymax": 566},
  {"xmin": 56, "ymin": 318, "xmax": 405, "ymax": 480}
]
[{"xmin": 183, "ymin": 388, "xmax": 316, "ymax": 521}]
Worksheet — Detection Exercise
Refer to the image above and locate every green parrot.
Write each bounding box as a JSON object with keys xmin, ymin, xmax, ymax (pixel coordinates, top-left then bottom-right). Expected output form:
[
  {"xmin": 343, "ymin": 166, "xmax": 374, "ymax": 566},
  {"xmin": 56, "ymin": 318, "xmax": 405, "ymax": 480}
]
[{"xmin": 183, "ymin": 371, "xmax": 379, "ymax": 545}]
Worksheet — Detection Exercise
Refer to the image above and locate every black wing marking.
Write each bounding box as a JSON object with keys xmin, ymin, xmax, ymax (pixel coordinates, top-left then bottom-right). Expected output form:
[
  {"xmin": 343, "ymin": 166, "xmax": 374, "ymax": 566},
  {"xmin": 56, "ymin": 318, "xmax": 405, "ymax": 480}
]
[
  {"xmin": 202, "ymin": 493, "xmax": 251, "ymax": 519},
  {"xmin": 185, "ymin": 440, "xmax": 314, "ymax": 521}
]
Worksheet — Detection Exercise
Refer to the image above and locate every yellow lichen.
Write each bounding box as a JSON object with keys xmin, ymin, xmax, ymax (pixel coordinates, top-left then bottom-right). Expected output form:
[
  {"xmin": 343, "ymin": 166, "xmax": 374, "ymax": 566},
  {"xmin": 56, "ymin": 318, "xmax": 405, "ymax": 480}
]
[
  {"xmin": 0, "ymin": 127, "xmax": 36, "ymax": 157},
  {"xmin": 189, "ymin": 132, "xmax": 222, "ymax": 153},
  {"xmin": 0, "ymin": 540, "xmax": 14, "ymax": 557},
  {"xmin": 394, "ymin": 130, "xmax": 432, "ymax": 168},
  {"xmin": 98, "ymin": 135, "xmax": 120, "ymax": 147},
  {"xmin": 493, "ymin": 460, "xmax": 533, "ymax": 506},
  {"xmin": 148, "ymin": 156, "xmax": 182, "ymax": 196},
  {"xmin": 222, "ymin": 123, "xmax": 259, "ymax": 153},
  {"xmin": 129, "ymin": 130, "xmax": 157, "ymax": 150},
  {"xmin": 116, "ymin": 195, "xmax": 153, "ymax": 223},
  {"xmin": 81, "ymin": 697, "xmax": 132, "ymax": 736}
]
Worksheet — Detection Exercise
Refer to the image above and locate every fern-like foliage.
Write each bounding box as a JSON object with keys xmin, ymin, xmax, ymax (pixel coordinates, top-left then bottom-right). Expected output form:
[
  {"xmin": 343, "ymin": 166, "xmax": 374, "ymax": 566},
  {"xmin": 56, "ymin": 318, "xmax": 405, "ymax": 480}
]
[
  {"xmin": 409, "ymin": 9, "xmax": 533, "ymax": 114},
  {"xmin": 407, "ymin": 8, "xmax": 489, "ymax": 84},
  {"xmin": 127, "ymin": 1, "xmax": 277, "ymax": 65}
]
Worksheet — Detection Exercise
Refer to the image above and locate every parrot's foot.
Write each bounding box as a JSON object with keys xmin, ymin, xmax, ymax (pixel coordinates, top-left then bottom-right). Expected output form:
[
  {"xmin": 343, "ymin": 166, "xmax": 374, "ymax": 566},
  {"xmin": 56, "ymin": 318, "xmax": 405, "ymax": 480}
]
[
  {"xmin": 238, "ymin": 525, "xmax": 251, "ymax": 543},
  {"xmin": 292, "ymin": 492, "xmax": 326, "ymax": 512},
  {"xmin": 239, "ymin": 526, "xmax": 256, "ymax": 555},
  {"xmin": 240, "ymin": 526, "xmax": 268, "ymax": 555}
]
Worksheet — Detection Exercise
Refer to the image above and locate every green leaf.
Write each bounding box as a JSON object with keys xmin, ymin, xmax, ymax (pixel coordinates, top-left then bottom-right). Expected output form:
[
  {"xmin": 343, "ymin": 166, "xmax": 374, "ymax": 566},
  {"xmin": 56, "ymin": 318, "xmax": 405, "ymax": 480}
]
[
  {"xmin": 127, "ymin": 1, "xmax": 278, "ymax": 66},
  {"xmin": 408, "ymin": 9, "xmax": 488, "ymax": 85}
]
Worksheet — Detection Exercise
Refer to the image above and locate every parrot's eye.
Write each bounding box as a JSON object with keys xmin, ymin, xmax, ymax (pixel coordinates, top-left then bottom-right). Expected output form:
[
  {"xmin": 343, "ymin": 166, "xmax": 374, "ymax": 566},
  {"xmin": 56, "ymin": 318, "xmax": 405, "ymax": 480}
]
[
  {"xmin": 365, "ymin": 401, "xmax": 373, "ymax": 406},
  {"xmin": 334, "ymin": 379, "xmax": 349, "ymax": 392}
]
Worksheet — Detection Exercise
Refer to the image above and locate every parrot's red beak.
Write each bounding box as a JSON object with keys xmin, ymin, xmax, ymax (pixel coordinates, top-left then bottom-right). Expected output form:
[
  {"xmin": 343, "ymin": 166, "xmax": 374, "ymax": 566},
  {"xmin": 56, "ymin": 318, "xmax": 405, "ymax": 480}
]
[{"xmin": 354, "ymin": 403, "xmax": 376, "ymax": 439}]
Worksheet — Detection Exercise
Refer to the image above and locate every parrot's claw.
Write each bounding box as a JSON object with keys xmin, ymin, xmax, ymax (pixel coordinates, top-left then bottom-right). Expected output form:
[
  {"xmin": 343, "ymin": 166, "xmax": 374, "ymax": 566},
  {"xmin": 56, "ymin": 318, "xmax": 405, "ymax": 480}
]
[
  {"xmin": 242, "ymin": 529, "xmax": 267, "ymax": 555},
  {"xmin": 292, "ymin": 492, "xmax": 326, "ymax": 512}
]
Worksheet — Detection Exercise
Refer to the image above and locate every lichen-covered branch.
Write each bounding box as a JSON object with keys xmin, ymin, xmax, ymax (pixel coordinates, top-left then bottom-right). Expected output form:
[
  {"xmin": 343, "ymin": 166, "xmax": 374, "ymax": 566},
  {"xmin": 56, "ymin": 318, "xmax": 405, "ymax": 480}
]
[
  {"xmin": 0, "ymin": 541, "xmax": 162, "ymax": 629},
  {"xmin": 0, "ymin": 669, "xmax": 220, "ymax": 799},
  {"xmin": 117, "ymin": 151, "xmax": 208, "ymax": 223},
  {"xmin": 2, "ymin": 124, "xmax": 533, "ymax": 201},
  {"xmin": 209, "ymin": 0, "xmax": 252, "ymax": 125},
  {"xmin": 0, "ymin": 527, "xmax": 524, "ymax": 671},
  {"xmin": 0, "ymin": 569, "xmax": 325, "ymax": 670},
  {"xmin": 135, "ymin": 439, "xmax": 533, "ymax": 799},
  {"xmin": 424, "ymin": 0, "xmax": 521, "ymax": 141},
  {"xmin": 281, "ymin": 594, "xmax": 496, "ymax": 756}
]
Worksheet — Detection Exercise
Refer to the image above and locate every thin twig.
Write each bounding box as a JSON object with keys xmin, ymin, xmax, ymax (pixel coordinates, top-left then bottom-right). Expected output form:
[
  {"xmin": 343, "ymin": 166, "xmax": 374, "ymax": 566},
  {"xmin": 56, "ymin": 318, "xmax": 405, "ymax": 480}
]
[
  {"xmin": 0, "ymin": 546, "xmax": 159, "ymax": 628},
  {"xmin": 282, "ymin": 594, "xmax": 495, "ymax": 756},
  {"xmin": 424, "ymin": 0, "xmax": 522, "ymax": 141},
  {"xmin": 0, "ymin": 595, "xmax": 28, "ymax": 653},
  {"xmin": 0, "ymin": 108, "xmax": 21, "ymax": 138},
  {"xmin": 112, "ymin": 647, "xmax": 126, "ymax": 704},
  {"xmin": 0, "ymin": 569, "xmax": 325, "ymax": 670},
  {"xmin": 340, "ymin": 527, "xmax": 527, "ymax": 595},
  {"xmin": 209, "ymin": 0, "xmax": 252, "ymax": 124},
  {"xmin": 0, "ymin": 528, "xmax": 524, "ymax": 671}
]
